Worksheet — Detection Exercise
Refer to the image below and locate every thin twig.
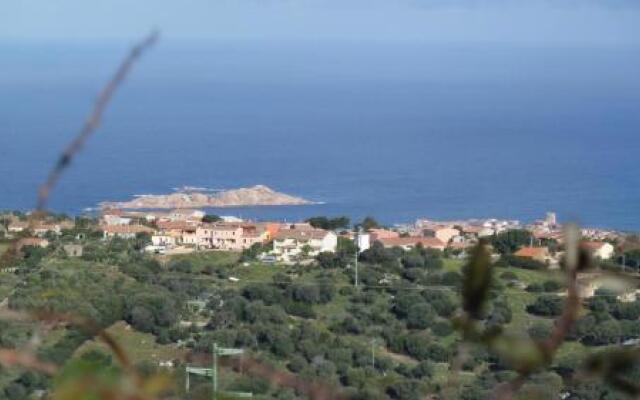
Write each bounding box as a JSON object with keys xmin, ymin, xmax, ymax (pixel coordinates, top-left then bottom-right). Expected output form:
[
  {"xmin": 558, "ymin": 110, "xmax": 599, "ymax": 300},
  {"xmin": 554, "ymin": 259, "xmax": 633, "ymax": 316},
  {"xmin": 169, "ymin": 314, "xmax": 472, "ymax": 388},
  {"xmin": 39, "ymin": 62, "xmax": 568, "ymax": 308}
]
[
  {"xmin": 0, "ymin": 348, "xmax": 58, "ymax": 375},
  {"xmin": 495, "ymin": 224, "xmax": 582, "ymax": 400},
  {"xmin": 542, "ymin": 224, "xmax": 581, "ymax": 355},
  {"xmin": 36, "ymin": 30, "xmax": 159, "ymax": 211},
  {"xmin": 0, "ymin": 32, "xmax": 159, "ymax": 380},
  {"xmin": 444, "ymin": 342, "xmax": 469, "ymax": 399},
  {"xmin": 0, "ymin": 298, "xmax": 140, "ymax": 386}
]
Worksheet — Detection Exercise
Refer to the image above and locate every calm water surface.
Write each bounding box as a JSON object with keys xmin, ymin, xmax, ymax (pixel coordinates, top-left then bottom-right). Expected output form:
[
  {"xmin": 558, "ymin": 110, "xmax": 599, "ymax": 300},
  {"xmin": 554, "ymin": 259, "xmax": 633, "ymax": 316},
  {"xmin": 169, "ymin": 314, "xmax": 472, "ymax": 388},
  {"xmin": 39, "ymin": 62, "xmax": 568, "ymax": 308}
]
[{"xmin": 1, "ymin": 42, "xmax": 639, "ymax": 229}]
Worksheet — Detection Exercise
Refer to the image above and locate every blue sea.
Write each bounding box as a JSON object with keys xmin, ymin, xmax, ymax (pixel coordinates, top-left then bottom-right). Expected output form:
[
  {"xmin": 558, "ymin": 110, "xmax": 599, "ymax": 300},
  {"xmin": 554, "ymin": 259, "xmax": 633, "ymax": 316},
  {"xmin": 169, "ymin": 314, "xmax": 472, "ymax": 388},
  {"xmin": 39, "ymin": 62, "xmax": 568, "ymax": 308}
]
[{"xmin": 1, "ymin": 41, "xmax": 639, "ymax": 230}]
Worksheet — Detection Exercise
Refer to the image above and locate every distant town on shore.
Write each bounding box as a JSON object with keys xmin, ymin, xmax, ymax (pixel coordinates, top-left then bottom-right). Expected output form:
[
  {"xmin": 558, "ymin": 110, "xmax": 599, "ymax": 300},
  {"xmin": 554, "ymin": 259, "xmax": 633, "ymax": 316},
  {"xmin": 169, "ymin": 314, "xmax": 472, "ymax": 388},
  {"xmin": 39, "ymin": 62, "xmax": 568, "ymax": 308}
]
[{"xmin": 1, "ymin": 208, "xmax": 628, "ymax": 270}]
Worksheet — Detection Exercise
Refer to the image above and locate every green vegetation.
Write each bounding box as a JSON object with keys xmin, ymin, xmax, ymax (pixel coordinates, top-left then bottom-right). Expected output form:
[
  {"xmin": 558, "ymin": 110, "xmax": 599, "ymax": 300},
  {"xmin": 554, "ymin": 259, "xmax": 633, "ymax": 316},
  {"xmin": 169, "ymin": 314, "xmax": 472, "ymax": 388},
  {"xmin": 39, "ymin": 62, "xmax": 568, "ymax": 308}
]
[
  {"xmin": 202, "ymin": 214, "xmax": 222, "ymax": 223},
  {"xmin": 74, "ymin": 321, "xmax": 183, "ymax": 364},
  {"xmin": 1, "ymin": 223, "xmax": 640, "ymax": 400},
  {"xmin": 305, "ymin": 216, "xmax": 350, "ymax": 231},
  {"xmin": 488, "ymin": 229, "xmax": 534, "ymax": 254},
  {"xmin": 356, "ymin": 216, "xmax": 380, "ymax": 231},
  {"xmin": 0, "ymin": 243, "xmax": 9, "ymax": 257}
]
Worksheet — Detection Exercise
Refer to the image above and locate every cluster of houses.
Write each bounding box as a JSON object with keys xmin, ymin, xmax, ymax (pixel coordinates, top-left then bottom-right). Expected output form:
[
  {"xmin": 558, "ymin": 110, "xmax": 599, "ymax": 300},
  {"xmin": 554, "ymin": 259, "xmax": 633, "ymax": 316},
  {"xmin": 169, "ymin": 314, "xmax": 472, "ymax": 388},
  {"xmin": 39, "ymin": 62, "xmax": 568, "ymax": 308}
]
[
  {"xmin": 99, "ymin": 209, "xmax": 339, "ymax": 262},
  {"xmin": 5, "ymin": 218, "xmax": 74, "ymax": 238},
  {"xmin": 1, "ymin": 215, "xmax": 83, "ymax": 258},
  {"xmin": 98, "ymin": 209, "xmax": 624, "ymax": 266},
  {"xmin": 369, "ymin": 217, "xmax": 525, "ymax": 252},
  {"xmin": 1, "ymin": 209, "xmax": 622, "ymax": 267}
]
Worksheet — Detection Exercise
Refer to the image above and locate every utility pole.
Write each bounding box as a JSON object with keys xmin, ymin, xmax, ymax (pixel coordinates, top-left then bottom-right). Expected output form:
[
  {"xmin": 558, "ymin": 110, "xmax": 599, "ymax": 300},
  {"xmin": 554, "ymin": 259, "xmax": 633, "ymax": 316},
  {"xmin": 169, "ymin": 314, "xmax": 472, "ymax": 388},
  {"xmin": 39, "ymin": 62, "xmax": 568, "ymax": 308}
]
[
  {"xmin": 355, "ymin": 250, "xmax": 359, "ymax": 288},
  {"xmin": 370, "ymin": 339, "xmax": 376, "ymax": 369},
  {"xmin": 212, "ymin": 343, "xmax": 218, "ymax": 399},
  {"xmin": 354, "ymin": 230, "xmax": 359, "ymax": 288},
  {"xmin": 185, "ymin": 342, "xmax": 252, "ymax": 400}
]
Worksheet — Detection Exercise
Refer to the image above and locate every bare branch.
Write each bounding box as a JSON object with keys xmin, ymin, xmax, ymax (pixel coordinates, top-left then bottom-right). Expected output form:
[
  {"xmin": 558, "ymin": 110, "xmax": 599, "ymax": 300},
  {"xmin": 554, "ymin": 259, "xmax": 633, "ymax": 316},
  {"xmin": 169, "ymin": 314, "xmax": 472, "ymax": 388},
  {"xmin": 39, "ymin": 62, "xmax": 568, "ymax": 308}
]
[
  {"xmin": 0, "ymin": 34, "xmax": 160, "ymax": 378},
  {"xmin": 542, "ymin": 224, "xmax": 581, "ymax": 355},
  {"xmin": 36, "ymin": 30, "xmax": 159, "ymax": 211}
]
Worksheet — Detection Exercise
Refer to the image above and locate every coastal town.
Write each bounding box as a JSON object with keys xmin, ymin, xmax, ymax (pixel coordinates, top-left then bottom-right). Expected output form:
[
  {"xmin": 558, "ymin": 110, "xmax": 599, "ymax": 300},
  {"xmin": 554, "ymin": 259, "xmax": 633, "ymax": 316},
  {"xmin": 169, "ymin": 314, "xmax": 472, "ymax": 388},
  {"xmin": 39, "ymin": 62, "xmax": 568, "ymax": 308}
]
[
  {"xmin": 0, "ymin": 208, "xmax": 627, "ymax": 276},
  {"xmin": 2, "ymin": 208, "xmax": 640, "ymax": 399}
]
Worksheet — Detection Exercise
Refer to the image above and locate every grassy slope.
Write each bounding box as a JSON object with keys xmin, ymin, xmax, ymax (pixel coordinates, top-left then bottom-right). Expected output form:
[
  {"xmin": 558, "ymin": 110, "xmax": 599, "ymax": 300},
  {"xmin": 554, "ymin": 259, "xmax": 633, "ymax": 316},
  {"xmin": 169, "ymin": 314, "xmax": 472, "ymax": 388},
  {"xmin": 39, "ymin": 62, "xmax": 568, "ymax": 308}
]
[
  {"xmin": 0, "ymin": 243, "xmax": 8, "ymax": 256},
  {"xmin": 74, "ymin": 321, "xmax": 184, "ymax": 365}
]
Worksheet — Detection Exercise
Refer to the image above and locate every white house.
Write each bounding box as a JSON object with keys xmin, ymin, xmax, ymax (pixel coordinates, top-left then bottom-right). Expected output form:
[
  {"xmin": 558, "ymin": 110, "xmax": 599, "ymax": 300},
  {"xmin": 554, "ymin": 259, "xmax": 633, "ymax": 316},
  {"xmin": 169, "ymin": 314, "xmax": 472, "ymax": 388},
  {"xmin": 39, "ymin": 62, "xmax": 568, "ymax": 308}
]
[
  {"xmin": 33, "ymin": 223, "xmax": 68, "ymax": 237},
  {"xmin": 63, "ymin": 244, "xmax": 84, "ymax": 257},
  {"xmin": 169, "ymin": 209, "xmax": 205, "ymax": 222},
  {"xmin": 196, "ymin": 223, "xmax": 243, "ymax": 250},
  {"xmin": 581, "ymin": 241, "xmax": 615, "ymax": 260},
  {"xmin": 103, "ymin": 215, "xmax": 132, "ymax": 226},
  {"xmin": 151, "ymin": 234, "xmax": 177, "ymax": 247},
  {"xmin": 356, "ymin": 233, "xmax": 370, "ymax": 252},
  {"xmin": 7, "ymin": 221, "xmax": 29, "ymax": 233},
  {"xmin": 477, "ymin": 228, "xmax": 495, "ymax": 238},
  {"xmin": 423, "ymin": 226, "xmax": 460, "ymax": 244},
  {"xmin": 272, "ymin": 228, "xmax": 338, "ymax": 262},
  {"xmin": 102, "ymin": 225, "xmax": 155, "ymax": 240}
]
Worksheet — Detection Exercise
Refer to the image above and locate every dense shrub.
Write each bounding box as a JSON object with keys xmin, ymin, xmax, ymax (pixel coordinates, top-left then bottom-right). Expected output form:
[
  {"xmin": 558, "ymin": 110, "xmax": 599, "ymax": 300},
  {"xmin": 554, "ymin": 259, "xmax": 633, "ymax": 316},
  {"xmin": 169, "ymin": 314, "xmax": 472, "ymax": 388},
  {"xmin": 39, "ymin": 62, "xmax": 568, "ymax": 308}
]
[
  {"xmin": 489, "ymin": 230, "xmax": 534, "ymax": 254},
  {"xmin": 527, "ymin": 295, "xmax": 564, "ymax": 317},
  {"xmin": 542, "ymin": 280, "xmax": 563, "ymax": 292},
  {"xmin": 406, "ymin": 303, "xmax": 435, "ymax": 330},
  {"xmin": 528, "ymin": 322, "xmax": 552, "ymax": 340},
  {"xmin": 431, "ymin": 320, "xmax": 453, "ymax": 337},
  {"xmin": 500, "ymin": 271, "xmax": 518, "ymax": 281},
  {"xmin": 526, "ymin": 283, "xmax": 544, "ymax": 293}
]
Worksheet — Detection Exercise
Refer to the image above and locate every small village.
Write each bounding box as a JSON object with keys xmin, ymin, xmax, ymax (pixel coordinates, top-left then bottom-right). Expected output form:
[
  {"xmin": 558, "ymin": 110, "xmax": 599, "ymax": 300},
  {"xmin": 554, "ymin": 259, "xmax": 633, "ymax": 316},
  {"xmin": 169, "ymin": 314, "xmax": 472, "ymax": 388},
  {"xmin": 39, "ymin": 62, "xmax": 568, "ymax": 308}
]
[
  {"xmin": 3, "ymin": 206, "xmax": 638, "ymax": 400},
  {"xmin": 1, "ymin": 209, "xmax": 623, "ymax": 260},
  {"xmin": 1, "ymin": 209, "xmax": 634, "ymax": 301}
]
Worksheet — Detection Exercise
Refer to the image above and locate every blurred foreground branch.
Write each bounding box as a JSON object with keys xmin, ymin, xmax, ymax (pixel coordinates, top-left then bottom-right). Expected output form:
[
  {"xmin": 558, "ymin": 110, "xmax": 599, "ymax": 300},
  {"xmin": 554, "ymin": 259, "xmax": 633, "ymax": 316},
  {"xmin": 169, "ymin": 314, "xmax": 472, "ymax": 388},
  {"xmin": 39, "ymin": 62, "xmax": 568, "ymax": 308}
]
[
  {"xmin": 36, "ymin": 30, "xmax": 159, "ymax": 212},
  {"xmin": 1, "ymin": 31, "xmax": 159, "ymax": 389}
]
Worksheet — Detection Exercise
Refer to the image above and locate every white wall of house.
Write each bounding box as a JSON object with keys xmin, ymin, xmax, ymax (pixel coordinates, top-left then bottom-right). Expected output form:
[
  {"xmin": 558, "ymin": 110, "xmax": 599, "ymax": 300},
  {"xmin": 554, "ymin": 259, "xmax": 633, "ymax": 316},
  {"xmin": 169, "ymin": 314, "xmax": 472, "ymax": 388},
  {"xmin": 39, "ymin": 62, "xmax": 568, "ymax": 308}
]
[
  {"xmin": 195, "ymin": 225, "xmax": 250, "ymax": 250},
  {"xmin": 212, "ymin": 226, "xmax": 244, "ymax": 250},
  {"xmin": 319, "ymin": 231, "xmax": 338, "ymax": 253},
  {"xmin": 478, "ymin": 228, "xmax": 495, "ymax": 238},
  {"xmin": 182, "ymin": 232, "xmax": 198, "ymax": 246},
  {"xmin": 273, "ymin": 231, "xmax": 338, "ymax": 261},
  {"xmin": 103, "ymin": 215, "xmax": 132, "ymax": 226},
  {"xmin": 8, "ymin": 224, "xmax": 26, "ymax": 233},
  {"xmin": 357, "ymin": 233, "xmax": 370, "ymax": 252},
  {"xmin": 594, "ymin": 243, "xmax": 615, "ymax": 260},
  {"xmin": 152, "ymin": 235, "xmax": 176, "ymax": 247},
  {"xmin": 103, "ymin": 232, "xmax": 136, "ymax": 240}
]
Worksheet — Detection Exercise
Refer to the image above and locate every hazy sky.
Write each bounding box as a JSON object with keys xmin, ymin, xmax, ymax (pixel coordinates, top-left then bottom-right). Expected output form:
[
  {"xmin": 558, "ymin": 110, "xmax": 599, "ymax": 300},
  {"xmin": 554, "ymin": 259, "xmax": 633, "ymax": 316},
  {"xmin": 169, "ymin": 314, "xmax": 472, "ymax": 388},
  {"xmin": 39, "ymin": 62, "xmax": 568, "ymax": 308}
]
[{"xmin": 2, "ymin": 0, "xmax": 640, "ymax": 45}]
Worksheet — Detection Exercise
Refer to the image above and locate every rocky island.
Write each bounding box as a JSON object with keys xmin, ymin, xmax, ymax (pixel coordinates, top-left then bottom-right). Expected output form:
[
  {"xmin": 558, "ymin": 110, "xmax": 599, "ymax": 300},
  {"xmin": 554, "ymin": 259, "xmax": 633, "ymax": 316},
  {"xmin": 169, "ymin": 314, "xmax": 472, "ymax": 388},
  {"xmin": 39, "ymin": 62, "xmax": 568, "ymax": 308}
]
[{"xmin": 100, "ymin": 185, "xmax": 313, "ymax": 209}]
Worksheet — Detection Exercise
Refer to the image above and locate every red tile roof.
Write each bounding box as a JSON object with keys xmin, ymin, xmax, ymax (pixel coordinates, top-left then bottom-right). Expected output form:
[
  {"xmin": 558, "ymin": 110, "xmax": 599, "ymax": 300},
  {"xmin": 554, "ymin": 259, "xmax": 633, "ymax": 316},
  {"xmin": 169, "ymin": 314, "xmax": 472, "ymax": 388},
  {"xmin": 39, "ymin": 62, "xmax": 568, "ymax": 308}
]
[
  {"xmin": 514, "ymin": 247, "xmax": 549, "ymax": 258},
  {"xmin": 379, "ymin": 237, "xmax": 445, "ymax": 249},
  {"xmin": 103, "ymin": 225, "xmax": 155, "ymax": 234}
]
